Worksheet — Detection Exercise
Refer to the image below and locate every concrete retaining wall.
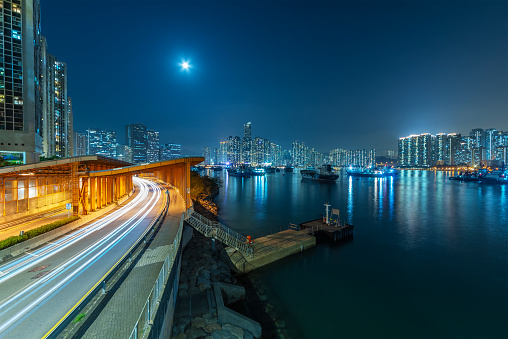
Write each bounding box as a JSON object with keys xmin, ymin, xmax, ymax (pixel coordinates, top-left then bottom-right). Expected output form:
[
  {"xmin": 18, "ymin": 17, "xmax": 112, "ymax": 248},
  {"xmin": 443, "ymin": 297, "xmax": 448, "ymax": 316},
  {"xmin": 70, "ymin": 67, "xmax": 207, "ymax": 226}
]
[
  {"xmin": 214, "ymin": 282, "xmax": 262, "ymax": 338},
  {"xmin": 0, "ymin": 193, "xmax": 132, "ymax": 264}
]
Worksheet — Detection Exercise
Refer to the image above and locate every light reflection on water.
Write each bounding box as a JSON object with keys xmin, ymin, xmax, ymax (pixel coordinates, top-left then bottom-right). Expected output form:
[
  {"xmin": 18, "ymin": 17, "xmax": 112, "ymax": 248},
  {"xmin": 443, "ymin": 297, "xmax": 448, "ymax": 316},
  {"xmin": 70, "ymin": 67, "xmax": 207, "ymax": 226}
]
[{"xmin": 214, "ymin": 169, "xmax": 508, "ymax": 339}]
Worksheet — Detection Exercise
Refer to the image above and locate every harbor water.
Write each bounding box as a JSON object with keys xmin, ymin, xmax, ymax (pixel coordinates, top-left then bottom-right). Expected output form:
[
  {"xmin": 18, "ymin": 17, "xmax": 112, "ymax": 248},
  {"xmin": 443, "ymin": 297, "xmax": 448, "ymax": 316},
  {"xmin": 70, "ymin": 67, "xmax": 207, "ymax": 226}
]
[{"xmin": 210, "ymin": 169, "xmax": 508, "ymax": 338}]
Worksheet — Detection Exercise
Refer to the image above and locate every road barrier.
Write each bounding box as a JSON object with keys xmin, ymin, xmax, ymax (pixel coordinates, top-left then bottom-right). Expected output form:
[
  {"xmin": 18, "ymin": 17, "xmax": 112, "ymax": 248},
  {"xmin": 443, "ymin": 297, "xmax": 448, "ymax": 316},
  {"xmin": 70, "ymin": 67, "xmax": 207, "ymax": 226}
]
[{"xmin": 43, "ymin": 189, "xmax": 169, "ymax": 339}]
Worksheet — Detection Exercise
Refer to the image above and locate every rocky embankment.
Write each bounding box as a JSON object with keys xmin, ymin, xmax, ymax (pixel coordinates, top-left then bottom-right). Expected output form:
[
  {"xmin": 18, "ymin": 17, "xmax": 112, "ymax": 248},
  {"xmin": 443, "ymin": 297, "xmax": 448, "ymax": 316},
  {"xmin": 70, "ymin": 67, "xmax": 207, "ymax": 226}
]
[{"xmin": 173, "ymin": 192, "xmax": 290, "ymax": 339}]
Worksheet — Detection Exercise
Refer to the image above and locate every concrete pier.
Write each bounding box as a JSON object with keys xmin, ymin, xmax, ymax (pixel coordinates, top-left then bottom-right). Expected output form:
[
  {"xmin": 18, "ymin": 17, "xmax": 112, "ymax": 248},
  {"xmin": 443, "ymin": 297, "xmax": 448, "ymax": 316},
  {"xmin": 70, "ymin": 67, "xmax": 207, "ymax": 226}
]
[{"xmin": 226, "ymin": 229, "xmax": 316, "ymax": 273}]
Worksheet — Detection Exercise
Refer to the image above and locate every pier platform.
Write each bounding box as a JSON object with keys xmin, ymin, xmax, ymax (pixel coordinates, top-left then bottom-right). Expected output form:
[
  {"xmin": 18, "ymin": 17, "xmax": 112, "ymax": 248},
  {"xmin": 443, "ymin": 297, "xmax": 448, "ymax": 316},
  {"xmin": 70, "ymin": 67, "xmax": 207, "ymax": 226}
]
[
  {"xmin": 300, "ymin": 219, "xmax": 354, "ymax": 241},
  {"xmin": 225, "ymin": 229, "xmax": 315, "ymax": 273}
]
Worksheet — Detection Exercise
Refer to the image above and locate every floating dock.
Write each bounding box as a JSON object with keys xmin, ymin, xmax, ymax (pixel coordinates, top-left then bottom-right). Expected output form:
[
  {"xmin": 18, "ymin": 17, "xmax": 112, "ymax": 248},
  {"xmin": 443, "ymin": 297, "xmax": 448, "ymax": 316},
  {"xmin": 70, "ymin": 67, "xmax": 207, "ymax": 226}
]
[{"xmin": 299, "ymin": 219, "xmax": 354, "ymax": 241}]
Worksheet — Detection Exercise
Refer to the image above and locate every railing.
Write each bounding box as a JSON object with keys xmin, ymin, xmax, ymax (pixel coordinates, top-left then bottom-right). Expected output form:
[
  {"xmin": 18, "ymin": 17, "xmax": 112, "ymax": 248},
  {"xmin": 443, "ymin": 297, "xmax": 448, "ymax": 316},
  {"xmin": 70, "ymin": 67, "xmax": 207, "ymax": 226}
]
[
  {"xmin": 43, "ymin": 189, "xmax": 170, "ymax": 339},
  {"xmin": 185, "ymin": 211, "xmax": 253, "ymax": 257},
  {"xmin": 129, "ymin": 210, "xmax": 186, "ymax": 339}
]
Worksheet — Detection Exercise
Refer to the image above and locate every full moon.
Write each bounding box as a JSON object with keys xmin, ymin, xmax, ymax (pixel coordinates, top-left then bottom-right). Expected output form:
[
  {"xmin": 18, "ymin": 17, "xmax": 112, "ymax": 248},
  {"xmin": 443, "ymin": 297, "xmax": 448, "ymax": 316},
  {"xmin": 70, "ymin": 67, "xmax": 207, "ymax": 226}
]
[{"xmin": 179, "ymin": 59, "xmax": 191, "ymax": 71}]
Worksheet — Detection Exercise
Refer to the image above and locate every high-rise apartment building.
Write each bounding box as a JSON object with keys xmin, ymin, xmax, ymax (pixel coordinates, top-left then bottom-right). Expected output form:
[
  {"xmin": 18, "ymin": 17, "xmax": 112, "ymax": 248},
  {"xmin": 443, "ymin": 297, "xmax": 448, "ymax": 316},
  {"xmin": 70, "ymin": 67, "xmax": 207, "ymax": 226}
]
[
  {"xmin": 242, "ymin": 122, "xmax": 252, "ymax": 164},
  {"xmin": 292, "ymin": 140, "xmax": 306, "ymax": 166},
  {"xmin": 398, "ymin": 134, "xmax": 431, "ymax": 167},
  {"xmin": 469, "ymin": 128, "xmax": 484, "ymax": 149},
  {"xmin": 227, "ymin": 136, "xmax": 241, "ymax": 165},
  {"xmin": 219, "ymin": 141, "xmax": 227, "ymax": 164},
  {"xmin": 433, "ymin": 133, "xmax": 448, "ymax": 165},
  {"xmin": 146, "ymin": 129, "xmax": 159, "ymax": 163},
  {"xmin": 41, "ymin": 43, "xmax": 72, "ymax": 158},
  {"xmin": 0, "ymin": 0, "xmax": 43, "ymax": 164},
  {"xmin": 125, "ymin": 123, "xmax": 147, "ymax": 163}
]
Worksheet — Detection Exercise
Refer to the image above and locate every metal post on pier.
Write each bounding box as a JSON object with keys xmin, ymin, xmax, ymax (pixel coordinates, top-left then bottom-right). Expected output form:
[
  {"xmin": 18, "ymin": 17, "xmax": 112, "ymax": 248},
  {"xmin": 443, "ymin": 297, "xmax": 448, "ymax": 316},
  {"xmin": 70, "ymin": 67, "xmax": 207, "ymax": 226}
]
[{"xmin": 324, "ymin": 202, "xmax": 330, "ymax": 224}]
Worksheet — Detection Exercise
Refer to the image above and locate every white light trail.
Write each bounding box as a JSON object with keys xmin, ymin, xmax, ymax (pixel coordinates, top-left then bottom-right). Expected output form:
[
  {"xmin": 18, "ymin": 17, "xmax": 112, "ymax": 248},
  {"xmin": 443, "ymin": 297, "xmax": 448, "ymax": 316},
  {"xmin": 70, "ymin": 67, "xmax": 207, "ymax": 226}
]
[{"xmin": 0, "ymin": 178, "xmax": 164, "ymax": 334}]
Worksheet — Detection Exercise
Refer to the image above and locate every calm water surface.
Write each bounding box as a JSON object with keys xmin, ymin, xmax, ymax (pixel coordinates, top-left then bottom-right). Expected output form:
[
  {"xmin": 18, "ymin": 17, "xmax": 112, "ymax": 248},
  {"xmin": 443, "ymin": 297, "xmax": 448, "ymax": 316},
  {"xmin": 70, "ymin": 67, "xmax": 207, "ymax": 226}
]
[{"xmin": 209, "ymin": 169, "xmax": 507, "ymax": 339}]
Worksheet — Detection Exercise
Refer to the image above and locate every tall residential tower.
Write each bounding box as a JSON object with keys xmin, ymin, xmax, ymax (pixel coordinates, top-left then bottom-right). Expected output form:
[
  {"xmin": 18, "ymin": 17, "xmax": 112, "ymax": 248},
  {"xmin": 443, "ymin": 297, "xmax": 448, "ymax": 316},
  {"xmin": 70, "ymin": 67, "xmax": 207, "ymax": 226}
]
[{"xmin": 0, "ymin": 0, "xmax": 43, "ymax": 164}]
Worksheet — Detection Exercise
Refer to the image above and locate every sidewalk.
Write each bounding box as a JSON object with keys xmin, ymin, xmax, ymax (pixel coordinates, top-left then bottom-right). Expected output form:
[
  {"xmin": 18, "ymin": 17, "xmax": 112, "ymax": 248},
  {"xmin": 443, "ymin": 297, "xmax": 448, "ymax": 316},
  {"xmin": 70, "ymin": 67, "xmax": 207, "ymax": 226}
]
[
  {"xmin": 0, "ymin": 207, "xmax": 68, "ymax": 241},
  {"xmin": 70, "ymin": 187, "xmax": 185, "ymax": 338}
]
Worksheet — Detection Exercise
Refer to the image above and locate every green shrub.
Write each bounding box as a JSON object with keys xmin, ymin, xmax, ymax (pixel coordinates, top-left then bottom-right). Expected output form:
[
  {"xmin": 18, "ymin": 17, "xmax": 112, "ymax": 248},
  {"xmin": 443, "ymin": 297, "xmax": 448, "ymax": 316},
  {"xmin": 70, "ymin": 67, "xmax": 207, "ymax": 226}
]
[
  {"xmin": 190, "ymin": 172, "xmax": 222, "ymax": 200},
  {"xmin": 0, "ymin": 215, "xmax": 80, "ymax": 251}
]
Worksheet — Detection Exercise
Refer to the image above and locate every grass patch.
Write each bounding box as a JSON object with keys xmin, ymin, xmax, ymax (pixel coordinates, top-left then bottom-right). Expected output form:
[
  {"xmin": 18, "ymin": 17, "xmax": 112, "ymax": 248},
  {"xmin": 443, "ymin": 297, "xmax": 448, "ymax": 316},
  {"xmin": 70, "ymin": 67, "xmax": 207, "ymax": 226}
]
[
  {"xmin": 73, "ymin": 313, "xmax": 86, "ymax": 323},
  {"xmin": 0, "ymin": 215, "xmax": 80, "ymax": 251}
]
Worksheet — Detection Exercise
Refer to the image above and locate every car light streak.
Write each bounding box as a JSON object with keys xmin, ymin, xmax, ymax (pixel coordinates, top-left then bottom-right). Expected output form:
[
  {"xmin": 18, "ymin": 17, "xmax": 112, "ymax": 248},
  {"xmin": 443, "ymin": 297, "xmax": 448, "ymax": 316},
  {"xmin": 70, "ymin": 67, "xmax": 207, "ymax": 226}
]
[
  {"xmin": 0, "ymin": 177, "xmax": 152, "ymax": 281},
  {"xmin": 0, "ymin": 178, "xmax": 164, "ymax": 336},
  {"xmin": 0, "ymin": 179, "xmax": 160, "ymax": 315}
]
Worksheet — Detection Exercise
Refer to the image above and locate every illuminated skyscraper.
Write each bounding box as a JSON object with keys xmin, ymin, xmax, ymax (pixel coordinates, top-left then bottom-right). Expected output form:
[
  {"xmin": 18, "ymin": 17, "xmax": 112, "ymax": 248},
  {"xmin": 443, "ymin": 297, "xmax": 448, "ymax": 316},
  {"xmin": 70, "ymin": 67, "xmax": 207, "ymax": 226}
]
[
  {"xmin": 0, "ymin": 0, "xmax": 43, "ymax": 164},
  {"xmin": 160, "ymin": 143, "xmax": 181, "ymax": 161},
  {"xmin": 87, "ymin": 128, "xmax": 116, "ymax": 157},
  {"xmin": 125, "ymin": 123, "xmax": 147, "ymax": 163},
  {"xmin": 41, "ymin": 41, "xmax": 72, "ymax": 158},
  {"xmin": 146, "ymin": 129, "xmax": 159, "ymax": 163}
]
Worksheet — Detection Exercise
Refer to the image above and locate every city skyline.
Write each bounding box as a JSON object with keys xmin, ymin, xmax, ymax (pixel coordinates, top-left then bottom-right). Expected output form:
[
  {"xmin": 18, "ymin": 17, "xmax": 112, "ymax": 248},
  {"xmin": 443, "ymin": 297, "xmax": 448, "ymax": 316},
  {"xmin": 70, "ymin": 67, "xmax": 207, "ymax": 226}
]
[{"xmin": 41, "ymin": 1, "xmax": 507, "ymax": 154}]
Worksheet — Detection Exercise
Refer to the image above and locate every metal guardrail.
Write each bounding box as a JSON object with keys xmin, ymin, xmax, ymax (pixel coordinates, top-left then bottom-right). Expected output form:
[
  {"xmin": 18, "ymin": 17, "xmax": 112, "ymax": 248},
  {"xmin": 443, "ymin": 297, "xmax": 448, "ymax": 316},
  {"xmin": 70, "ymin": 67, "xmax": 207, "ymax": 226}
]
[
  {"xmin": 43, "ymin": 190, "xmax": 170, "ymax": 339},
  {"xmin": 185, "ymin": 211, "xmax": 253, "ymax": 257},
  {"xmin": 129, "ymin": 210, "xmax": 186, "ymax": 339}
]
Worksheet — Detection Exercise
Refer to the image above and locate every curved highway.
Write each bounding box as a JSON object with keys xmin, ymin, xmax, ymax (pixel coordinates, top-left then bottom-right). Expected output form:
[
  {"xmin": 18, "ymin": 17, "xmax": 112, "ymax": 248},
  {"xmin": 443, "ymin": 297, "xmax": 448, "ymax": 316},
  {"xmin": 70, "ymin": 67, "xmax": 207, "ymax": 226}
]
[{"xmin": 0, "ymin": 177, "xmax": 165, "ymax": 338}]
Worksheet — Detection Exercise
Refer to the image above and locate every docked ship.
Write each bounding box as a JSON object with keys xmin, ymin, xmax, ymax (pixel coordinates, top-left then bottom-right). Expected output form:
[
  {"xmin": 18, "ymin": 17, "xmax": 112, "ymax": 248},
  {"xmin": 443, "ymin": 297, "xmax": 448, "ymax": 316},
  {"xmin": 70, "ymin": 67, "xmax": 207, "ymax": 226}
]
[
  {"xmin": 284, "ymin": 166, "xmax": 294, "ymax": 172},
  {"xmin": 301, "ymin": 165, "xmax": 339, "ymax": 182},
  {"xmin": 227, "ymin": 168, "xmax": 250, "ymax": 177},
  {"xmin": 265, "ymin": 166, "xmax": 276, "ymax": 173},
  {"xmin": 346, "ymin": 166, "xmax": 398, "ymax": 177},
  {"xmin": 449, "ymin": 171, "xmax": 483, "ymax": 181},
  {"xmin": 246, "ymin": 167, "xmax": 266, "ymax": 176},
  {"xmin": 479, "ymin": 170, "xmax": 508, "ymax": 184}
]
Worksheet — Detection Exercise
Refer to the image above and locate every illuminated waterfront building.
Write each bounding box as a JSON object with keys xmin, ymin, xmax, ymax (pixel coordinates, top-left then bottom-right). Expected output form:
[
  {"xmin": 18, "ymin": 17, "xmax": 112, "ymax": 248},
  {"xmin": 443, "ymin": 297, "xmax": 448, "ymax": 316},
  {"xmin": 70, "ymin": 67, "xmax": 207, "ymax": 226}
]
[
  {"xmin": 227, "ymin": 136, "xmax": 241, "ymax": 165},
  {"xmin": 433, "ymin": 133, "xmax": 448, "ymax": 165},
  {"xmin": 218, "ymin": 141, "xmax": 227, "ymax": 165},
  {"xmin": 398, "ymin": 134, "xmax": 431, "ymax": 167},
  {"xmin": 202, "ymin": 146, "xmax": 211, "ymax": 165},
  {"xmin": 291, "ymin": 140, "xmax": 306, "ymax": 166}
]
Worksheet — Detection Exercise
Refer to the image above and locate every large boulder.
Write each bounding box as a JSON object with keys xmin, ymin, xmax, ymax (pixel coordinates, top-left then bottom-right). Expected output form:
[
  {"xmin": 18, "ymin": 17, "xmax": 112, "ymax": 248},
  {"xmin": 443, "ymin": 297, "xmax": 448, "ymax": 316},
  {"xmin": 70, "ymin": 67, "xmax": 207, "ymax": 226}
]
[{"xmin": 222, "ymin": 324, "xmax": 244, "ymax": 339}]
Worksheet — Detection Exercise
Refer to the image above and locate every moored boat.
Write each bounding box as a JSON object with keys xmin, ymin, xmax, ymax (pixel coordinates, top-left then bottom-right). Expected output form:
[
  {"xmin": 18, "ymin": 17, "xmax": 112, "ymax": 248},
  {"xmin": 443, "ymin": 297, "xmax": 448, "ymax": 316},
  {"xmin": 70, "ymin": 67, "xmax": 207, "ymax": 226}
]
[
  {"xmin": 478, "ymin": 170, "xmax": 508, "ymax": 184},
  {"xmin": 284, "ymin": 166, "xmax": 294, "ymax": 172},
  {"xmin": 301, "ymin": 165, "xmax": 339, "ymax": 182},
  {"xmin": 346, "ymin": 166, "xmax": 398, "ymax": 177}
]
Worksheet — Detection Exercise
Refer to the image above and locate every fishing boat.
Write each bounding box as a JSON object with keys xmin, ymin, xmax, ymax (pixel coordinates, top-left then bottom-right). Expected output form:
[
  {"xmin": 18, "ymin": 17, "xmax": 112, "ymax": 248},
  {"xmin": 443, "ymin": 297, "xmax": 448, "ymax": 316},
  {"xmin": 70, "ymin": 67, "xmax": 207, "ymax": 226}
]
[{"xmin": 301, "ymin": 165, "xmax": 339, "ymax": 182}]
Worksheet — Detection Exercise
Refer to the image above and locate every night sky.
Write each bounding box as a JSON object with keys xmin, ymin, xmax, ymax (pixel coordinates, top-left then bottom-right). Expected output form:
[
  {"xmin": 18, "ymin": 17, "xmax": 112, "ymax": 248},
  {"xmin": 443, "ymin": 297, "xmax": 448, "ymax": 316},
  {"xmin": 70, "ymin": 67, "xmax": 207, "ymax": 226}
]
[{"xmin": 41, "ymin": 0, "xmax": 507, "ymax": 154}]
